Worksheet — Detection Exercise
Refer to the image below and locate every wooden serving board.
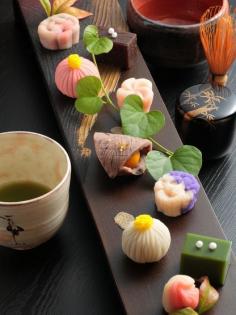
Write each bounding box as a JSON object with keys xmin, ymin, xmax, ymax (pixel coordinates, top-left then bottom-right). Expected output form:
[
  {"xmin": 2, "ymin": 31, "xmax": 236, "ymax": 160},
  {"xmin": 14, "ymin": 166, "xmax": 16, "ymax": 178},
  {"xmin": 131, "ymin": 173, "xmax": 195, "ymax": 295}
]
[{"xmin": 15, "ymin": 1, "xmax": 236, "ymax": 314}]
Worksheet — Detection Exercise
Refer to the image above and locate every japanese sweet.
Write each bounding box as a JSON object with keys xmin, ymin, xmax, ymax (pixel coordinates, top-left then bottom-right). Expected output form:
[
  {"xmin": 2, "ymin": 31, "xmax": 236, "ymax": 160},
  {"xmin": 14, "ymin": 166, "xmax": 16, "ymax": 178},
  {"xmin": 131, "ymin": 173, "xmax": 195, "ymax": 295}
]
[
  {"xmin": 162, "ymin": 275, "xmax": 199, "ymax": 313},
  {"xmin": 38, "ymin": 13, "xmax": 80, "ymax": 50},
  {"xmin": 122, "ymin": 214, "xmax": 171, "ymax": 263},
  {"xmin": 180, "ymin": 233, "xmax": 232, "ymax": 285},
  {"xmin": 96, "ymin": 26, "xmax": 138, "ymax": 69},
  {"xmin": 116, "ymin": 78, "xmax": 154, "ymax": 112},
  {"xmin": 162, "ymin": 275, "xmax": 220, "ymax": 314},
  {"xmin": 55, "ymin": 54, "xmax": 100, "ymax": 98},
  {"xmin": 154, "ymin": 171, "xmax": 200, "ymax": 217},
  {"xmin": 94, "ymin": 132, "xmax": 152, "ymax": 178}
]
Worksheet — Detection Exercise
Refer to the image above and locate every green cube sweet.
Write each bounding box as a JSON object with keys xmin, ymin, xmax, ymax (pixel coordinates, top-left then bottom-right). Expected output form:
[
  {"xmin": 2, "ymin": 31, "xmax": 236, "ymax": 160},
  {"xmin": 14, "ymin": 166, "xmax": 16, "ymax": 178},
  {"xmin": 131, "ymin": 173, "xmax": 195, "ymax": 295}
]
[{"xmin": 180, "ymin": 233, "xmax": 232, "ymax": 286}]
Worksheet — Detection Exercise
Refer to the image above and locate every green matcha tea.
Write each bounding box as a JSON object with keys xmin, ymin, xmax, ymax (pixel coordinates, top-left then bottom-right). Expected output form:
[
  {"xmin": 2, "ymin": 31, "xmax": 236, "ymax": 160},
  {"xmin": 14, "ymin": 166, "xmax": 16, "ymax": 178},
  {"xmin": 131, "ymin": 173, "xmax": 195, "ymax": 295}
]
[{"xmin": 0, "ymin": 181, "xmax": 51, "ymax": 202}]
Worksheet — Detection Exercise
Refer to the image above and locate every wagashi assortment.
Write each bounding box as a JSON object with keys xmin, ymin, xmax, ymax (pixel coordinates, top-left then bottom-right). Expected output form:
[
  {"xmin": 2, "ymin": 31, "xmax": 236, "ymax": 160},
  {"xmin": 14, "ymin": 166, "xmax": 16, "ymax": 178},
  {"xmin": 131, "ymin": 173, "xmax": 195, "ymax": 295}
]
[
  {"xmin": 115, "ymin": 211, "xmax": 224, "ymax": 313},
  {"xmin": 34, "ymin": 3, "xmax": 234, "ymax": 312}
]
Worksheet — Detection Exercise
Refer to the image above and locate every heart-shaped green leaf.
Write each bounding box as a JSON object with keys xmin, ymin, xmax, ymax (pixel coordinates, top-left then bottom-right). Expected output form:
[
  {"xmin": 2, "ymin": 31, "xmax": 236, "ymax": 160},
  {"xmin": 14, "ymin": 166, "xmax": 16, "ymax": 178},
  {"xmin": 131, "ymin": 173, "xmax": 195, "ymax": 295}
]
[
  {"xmin": 75, "ymin": 76, "xmax": 103, "ymax": 114},
  {"xmin": 39, "ymin": 0, "xmax": 51, "ymax": 16},
  {"xmin": 171, "ymin": 145, "xmax": 202, "ymax": 176},
  {"xmin": 170, "ymin": 307, "xmax": 198, "ymax": 315},
  {"xmin": 120, "ymin": 95, "xmax": 165, "ymax": 138},
  {"xmin": 75, "ymin": 97, "xmax": 103, "ymax": 115},
  {"xmin": 83, "ymin": 25, "xmax": 98, "ymax": 47},
  {"xmin": 197, "ymin": 277, "xmax": 219, "ymax": 314},
  {"xmin": 76, "ymin": 76, "xmax": 102, "ymax": 98},
  {"xmin": 146, "ymin": 144, "xmax": 202, "ymax": 180},
  {"xmin": 83, "ymin": 25, "xmax": 113, "ymax": 55},
  {"xmin": 146, "ymin": 151, "xmax": 173, "ymax": 180}
]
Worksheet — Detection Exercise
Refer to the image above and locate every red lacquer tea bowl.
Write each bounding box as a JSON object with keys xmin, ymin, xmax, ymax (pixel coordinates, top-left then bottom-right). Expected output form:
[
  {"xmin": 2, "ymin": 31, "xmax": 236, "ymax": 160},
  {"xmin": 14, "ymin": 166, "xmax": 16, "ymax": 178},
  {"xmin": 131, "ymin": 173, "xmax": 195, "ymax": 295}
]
[{"xmin": 127, "ymin": 0, "xmax": 229, "ymax": 68}]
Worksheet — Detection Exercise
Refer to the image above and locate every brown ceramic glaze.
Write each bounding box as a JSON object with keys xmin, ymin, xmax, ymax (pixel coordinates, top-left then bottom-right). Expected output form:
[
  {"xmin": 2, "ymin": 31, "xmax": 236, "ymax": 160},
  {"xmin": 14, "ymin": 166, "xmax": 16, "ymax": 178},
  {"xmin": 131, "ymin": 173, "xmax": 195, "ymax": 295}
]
[{"xmin": 127, "ymin": 0, "xmax": 229, "ymax": 68}]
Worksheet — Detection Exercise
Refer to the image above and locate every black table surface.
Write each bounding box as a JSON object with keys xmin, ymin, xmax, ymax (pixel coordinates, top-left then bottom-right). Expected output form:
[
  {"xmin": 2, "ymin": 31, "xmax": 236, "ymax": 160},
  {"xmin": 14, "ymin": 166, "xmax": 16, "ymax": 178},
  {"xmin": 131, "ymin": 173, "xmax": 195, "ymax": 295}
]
[{"xmin": 1, "ymin": 1, "xmax": 236, "ymax": 314}]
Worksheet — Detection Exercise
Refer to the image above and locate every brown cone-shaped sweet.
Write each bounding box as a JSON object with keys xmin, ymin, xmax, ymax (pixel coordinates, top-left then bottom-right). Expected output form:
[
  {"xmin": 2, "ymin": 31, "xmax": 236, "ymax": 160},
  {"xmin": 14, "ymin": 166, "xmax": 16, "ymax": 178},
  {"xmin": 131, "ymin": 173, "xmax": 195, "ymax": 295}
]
[{"xmin": 94, "ymin": 132, "xmax": 152, "ymax": 178}]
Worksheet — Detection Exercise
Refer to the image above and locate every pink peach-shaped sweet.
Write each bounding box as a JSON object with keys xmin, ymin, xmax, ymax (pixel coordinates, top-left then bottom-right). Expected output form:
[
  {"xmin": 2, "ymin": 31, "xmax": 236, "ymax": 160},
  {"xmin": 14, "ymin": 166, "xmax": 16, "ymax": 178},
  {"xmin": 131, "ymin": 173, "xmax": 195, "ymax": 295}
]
[
  {"xmin": 55, "ymin": 54, "xmax": 100, "ymax": 98},
  {"xmin": 162, "ymin": 275, "xmax": 199, "ymax": 313},
  {"xmin": 116, "ymin": 78, "xmax": 154, "ymax": 112}
]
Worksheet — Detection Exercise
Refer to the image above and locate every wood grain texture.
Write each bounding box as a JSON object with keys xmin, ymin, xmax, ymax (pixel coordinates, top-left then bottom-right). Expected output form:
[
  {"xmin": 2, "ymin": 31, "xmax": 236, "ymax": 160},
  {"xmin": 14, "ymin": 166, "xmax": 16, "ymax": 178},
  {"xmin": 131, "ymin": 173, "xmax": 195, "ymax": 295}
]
[
  {"xmin": 15, "ymin": 1, "xmax": 236, "ymax": 315},
  {"xmin": 0, "ymin": 2, "xmax": 124, "ymax": 315}
]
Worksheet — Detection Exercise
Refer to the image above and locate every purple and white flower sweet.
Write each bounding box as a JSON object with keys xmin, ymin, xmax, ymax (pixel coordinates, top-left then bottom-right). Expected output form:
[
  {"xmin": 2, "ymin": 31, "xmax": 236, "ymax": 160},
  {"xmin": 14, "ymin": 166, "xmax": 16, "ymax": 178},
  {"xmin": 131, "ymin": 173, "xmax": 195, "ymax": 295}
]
[{"xmin": 154, "ymin": 171, "xmax": 200, "ymax": 217}]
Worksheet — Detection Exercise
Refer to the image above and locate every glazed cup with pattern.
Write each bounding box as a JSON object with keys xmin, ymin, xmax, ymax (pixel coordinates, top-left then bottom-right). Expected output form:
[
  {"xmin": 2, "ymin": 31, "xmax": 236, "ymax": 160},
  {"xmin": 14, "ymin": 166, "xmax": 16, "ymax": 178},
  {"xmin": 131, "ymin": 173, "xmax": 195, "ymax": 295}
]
[{"xmin": 0, "ymin": 131, "xmax": 71, "ymax": 250}]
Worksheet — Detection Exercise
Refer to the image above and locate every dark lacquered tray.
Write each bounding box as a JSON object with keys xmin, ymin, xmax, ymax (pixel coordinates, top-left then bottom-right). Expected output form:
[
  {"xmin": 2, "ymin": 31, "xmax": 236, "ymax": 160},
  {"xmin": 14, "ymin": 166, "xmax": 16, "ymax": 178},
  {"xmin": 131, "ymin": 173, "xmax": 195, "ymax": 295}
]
[{"xmin": 15, "ymin": 1, "xmax": 236, "ymax": 314}]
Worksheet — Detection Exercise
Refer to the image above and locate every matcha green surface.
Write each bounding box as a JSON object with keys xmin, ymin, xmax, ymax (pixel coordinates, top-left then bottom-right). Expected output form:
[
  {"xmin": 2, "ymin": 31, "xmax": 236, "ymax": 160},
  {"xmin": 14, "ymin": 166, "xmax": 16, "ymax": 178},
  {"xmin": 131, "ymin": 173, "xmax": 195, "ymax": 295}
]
[
  {"xmin": 0, "ymin": 181, "xmax": 51, "ymax": 202},
  {"xmin": 180, "ymin": 233, "xmax": 232, "ymax": 286}
]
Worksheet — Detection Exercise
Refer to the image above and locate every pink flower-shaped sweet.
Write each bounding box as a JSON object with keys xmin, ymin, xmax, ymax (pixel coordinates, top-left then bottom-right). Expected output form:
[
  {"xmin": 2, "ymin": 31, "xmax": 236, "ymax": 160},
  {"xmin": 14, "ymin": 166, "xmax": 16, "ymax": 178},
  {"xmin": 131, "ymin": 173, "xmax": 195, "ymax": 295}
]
[
  {"xmin": 38, "ymin": 13, "xmax": 80, "ymax": 50},
  {"xmin": 55, "ymin": 54, "xmax": 100, "ymax": 98},
  {"xmin": 116, "ymin": 78, "xmax": 154, "ymax": 112},
  {"xmin": 162, "ymin": 275, "xmax": 200, "ymax": 313}
]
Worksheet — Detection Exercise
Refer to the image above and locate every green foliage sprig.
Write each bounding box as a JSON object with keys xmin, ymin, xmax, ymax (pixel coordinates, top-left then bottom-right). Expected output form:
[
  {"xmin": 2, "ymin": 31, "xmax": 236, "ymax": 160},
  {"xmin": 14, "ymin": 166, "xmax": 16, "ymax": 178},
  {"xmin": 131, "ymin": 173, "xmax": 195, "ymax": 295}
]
[{"xmin": 74, "ymin": 25, "xmax": 202, "ymax": 179}]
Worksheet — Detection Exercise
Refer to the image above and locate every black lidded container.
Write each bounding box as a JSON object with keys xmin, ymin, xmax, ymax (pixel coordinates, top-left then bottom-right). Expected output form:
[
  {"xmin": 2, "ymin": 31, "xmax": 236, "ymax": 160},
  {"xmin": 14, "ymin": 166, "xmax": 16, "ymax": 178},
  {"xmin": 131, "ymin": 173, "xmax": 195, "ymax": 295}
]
[{"xmin": 176, "ymin": 83, "xmax": 236, "ymax": 160}]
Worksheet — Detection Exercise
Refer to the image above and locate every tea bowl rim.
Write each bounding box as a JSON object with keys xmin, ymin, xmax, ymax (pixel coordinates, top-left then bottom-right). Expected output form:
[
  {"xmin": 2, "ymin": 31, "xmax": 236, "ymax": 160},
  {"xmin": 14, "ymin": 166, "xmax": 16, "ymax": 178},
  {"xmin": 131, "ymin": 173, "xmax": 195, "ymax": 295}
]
[
  {"xmin": 0, "ymin": 131, "xmax": 71, "ymax": 206},
  {"xmin": 129, "ymin": 0, "xmax": 228, "ymax": 29}
]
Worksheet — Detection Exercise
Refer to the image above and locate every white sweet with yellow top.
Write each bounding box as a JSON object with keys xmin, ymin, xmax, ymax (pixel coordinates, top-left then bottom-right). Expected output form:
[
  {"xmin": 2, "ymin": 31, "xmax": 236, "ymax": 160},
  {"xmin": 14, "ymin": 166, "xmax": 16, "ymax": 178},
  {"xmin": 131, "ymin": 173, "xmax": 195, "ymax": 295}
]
[{"xmin": 122, "ymin": 214, "xmax": 171, "ymax": 263}]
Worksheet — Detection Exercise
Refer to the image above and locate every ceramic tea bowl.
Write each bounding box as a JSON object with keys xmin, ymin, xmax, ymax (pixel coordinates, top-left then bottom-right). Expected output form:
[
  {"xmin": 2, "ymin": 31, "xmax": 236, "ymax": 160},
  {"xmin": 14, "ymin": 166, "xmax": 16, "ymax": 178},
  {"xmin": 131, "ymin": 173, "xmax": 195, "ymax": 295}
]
[
  {"xmin": 127, "ymin": 0, "xmax": 228, "ymax": 68},
  {"xmin": 0, "ymin": 131, "xmax": 71, "ymax": 250}
]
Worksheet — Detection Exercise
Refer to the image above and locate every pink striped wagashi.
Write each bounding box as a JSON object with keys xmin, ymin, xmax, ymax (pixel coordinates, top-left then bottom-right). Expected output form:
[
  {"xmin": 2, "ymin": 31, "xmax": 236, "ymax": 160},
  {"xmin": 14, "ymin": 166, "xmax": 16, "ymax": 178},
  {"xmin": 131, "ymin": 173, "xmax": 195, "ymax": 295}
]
[
  {"xmin": 116, "ymin": 78, "xmax": 154, "ymax": 112},
  {"xmin": 55, "ymin": 54, "xmax": 100, "ymax": 98},
  {"xmin": 38, "ymin": 13, "xmax": 80, "ymax": 50},
  {"xmin": 162, "ymin": 275, "xmax": 199, "ymax": 313}
]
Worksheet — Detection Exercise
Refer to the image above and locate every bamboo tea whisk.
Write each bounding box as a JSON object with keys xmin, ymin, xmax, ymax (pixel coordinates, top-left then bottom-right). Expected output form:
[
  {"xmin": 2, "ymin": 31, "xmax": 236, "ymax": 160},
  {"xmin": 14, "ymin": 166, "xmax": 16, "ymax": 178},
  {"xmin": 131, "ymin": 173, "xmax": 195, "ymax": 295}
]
[
  {"xmin": 176, "ymin": 6, "xmax": 236, "ymax": 160},
  {"xmin": 200, "ymin": 7, "xmax": 236, "ymax": 86}
]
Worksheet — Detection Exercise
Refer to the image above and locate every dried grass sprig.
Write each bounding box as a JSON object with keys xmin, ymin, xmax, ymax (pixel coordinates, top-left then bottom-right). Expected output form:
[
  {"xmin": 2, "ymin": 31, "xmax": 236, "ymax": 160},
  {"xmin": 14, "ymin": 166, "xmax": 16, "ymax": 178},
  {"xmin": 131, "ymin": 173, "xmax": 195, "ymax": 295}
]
[{"xmin": 200, "ymin": 6, "xmax": 236, "ymax": 86}]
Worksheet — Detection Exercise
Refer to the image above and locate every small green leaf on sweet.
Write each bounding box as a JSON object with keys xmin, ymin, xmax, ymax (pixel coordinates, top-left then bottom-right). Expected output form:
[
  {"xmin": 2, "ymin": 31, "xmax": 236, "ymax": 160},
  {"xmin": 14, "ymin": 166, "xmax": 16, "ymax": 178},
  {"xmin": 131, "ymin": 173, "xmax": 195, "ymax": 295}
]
[
  {"xmin": 83, "ymin": 25, "xmax": 113, "ymax": 55},
  {"xmin": 39, "ymin": 0, "xmax": 51, "ymax": 16},
  {"xmin": 171, "ymin": 145, "xmax": 202, "ymax": 176},
  {"xmin": 120, "ymin": 95, "xmax": 165, "ymax": 138},
  {"xmin": 146, "ymin": 151, "xmax": 173, "ymax": 180},
  {"xmin": 170, "ymin": 307, "xmax": 198, "ymax": 315},
  {"xmin": 197, "ymin": 277, "xmax": 219, "ymax": 314},
  {"xmin": 75, "ymin": 97, "xmax": 103, "ymax": 115},
  {"xmin": 76, "ymin": 76, "xmax": 102, "ymax": 98}
]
